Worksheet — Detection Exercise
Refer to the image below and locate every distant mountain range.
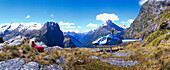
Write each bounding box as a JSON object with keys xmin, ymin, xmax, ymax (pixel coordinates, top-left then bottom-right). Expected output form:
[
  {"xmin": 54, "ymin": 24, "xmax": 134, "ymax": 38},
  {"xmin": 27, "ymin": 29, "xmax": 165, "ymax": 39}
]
[
  {"xmin": 0, "ymin": 20, "xmax": 127, "ymax": 48},
  {"xmin": 64, "ymin": 30, "xmax": 95, "ymax": 47}
]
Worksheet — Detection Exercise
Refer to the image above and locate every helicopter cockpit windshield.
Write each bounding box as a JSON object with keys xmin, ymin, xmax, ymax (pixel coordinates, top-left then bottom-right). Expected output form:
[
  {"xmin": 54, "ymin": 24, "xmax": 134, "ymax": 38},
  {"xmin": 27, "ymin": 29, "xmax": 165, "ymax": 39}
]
[{"xmin": 100, "ymin": 37, "xmax": 107, "ymax": 41}]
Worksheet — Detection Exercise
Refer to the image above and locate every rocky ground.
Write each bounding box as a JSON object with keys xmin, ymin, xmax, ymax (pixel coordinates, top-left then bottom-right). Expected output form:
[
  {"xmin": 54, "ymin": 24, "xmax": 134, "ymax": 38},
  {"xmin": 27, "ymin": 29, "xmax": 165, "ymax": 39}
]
[
  {"xmin": 88, "ymin": 55, "xmax": 139, "ymax": 67},
  {"xmin": 0, "ymin": 58, "xmax": 64, "ymax": 70}
]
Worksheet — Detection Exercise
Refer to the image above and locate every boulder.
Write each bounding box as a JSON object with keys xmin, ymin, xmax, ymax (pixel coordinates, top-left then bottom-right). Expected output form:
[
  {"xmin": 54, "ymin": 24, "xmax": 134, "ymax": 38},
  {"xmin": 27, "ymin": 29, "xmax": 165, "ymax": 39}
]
[
  {"xmin": 4, "ymin": 35, "xmax": 26, "ymax": 46},
  {"xmin": 0, "ymin": 58, "xmax": 24, "ymax": 70},
  {"xmin": 20, "ymin": 62, "xmax": 40, "ymax": 70}
]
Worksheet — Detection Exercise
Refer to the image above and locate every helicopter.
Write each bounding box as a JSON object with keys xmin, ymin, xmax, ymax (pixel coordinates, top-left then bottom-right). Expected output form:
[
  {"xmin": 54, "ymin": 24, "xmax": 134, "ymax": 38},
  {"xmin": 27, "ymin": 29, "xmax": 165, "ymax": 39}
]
[{"xmin": 92, "ymin": 30, "xmax": 145, "ymax": 52}]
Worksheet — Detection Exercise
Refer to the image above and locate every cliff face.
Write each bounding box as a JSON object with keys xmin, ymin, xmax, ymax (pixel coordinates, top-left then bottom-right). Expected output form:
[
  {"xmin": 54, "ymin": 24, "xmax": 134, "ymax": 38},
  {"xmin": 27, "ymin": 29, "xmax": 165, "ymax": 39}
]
[
  {"xmin": 63, "ymin": 34, "xmax": 76, "ymax": 48},
  {"xmin": 38, "ymin": 21, "xmax": 64, "ymax": 47},
  {"xmin": 123, "ymin": 0, "xmax": 170, "ymax": 38}
]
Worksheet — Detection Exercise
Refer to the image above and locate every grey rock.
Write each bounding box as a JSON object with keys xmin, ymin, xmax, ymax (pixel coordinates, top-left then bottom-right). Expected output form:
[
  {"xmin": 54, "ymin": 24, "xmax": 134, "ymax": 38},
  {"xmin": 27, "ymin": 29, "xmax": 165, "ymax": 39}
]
[
  {"xmin": 43, "ymin": 55, "xmax": 50, "ymax": 60},
  {"xmin": 112, "ymin": 53, "xmax": 131, "ymax": 56},
  {"xmin": 53, "ymin": 46, "xmax": 63, "ymax": 50},
  {"xmin": 143, "ymin": 51, "xmax": 148, "ymax": 54},
  {"xmin": 57, "ymin": 65, "xmax": 63, "ymax": 70},
  {"xmin": 88, "ymin": 56, "xmax": 138, "ymax": 67},
  {"xmin": 50, "ymin": 64, "xmax": 58, "ymax": 70},
  {"xmin": 57, "ymin": 56, "xmax": 65, "ymax": 65},
  {"xmin": 5, "ymin": 35, "xmax": 26, "ymax": 46},
  {"xmin": 74, "ymin": 60, "xmax": 83, "ymax": 63},
  {"xmin": 44, "ymin": 46, "xmax": 63, "ymax": 52},
  {"xmin": 167, "ymin": 32, "xmax": 170, "ymax": 35},
  {"xmin": 91, "ymin": 48, "xmax": 102, "ymax": 52},
  {"xmin": 44, "ymin": 47, "xmax": 53, "ymax": 52},
  {"xmin": 40, "ymin": 65, "xmax": 51, "ymax": 70},
  {"xmin": 160, "ymin": 39, "xmax": 167, "ymax": 43},
  {"xmin": 29, "ymin": 38, "xmax": 47, "ymax": 48},
  {"xmin": 0, "ymin": 36, "xmax": 26, "ymax": 50},
  {"xmin": 0, "ymin": 57, "xmax": 65, "ymax": 70},
  {"xmin": 88, "ymin": 56, "xmax": 99, "ymax": 59},
  {"xmin": 0, "ymin": 58, "xmax": 24, "ymax": 70},
  {"xmin": 20, "ymin": 62, "xmax": 40, "ymax": 70}
]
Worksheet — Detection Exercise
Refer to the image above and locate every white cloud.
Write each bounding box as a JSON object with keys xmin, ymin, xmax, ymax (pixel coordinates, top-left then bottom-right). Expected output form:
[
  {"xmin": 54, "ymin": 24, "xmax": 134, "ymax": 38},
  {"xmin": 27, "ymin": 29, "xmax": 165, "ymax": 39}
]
[
  {"xmin": 51, "ymin": 14, "xmax": 54, "ymax": 17},
  {"xmin": 96, "ymin": 13, "xmax": 119, "ymax": 22},
  {"xmin": 26, "ymin": 15, "xmax": 30, "ymax": 19},
  {"xmin": 63, "ymin": 29, "xmax": 80, "ymax": 33},
  {"xmin": 86, "ymin": 23, "xmax": 98, "ymax": 27},
  {"xmin": 78, "ymin": 26, "xmax": 82, "ymax": 28},
  {"xmin": 121, "ymin": 19, "xmax": 134, "ymax": 24},
  {"xmin": 66, "ymin": 26, "xmax": 76, "ymax": 28},
  {"xmin": 58, "ymin": 21, "xmax": 74, "ymax": 26},
  {"xmin": 139, "ymin": 0, "xmax": 148, "ymax": 6}
]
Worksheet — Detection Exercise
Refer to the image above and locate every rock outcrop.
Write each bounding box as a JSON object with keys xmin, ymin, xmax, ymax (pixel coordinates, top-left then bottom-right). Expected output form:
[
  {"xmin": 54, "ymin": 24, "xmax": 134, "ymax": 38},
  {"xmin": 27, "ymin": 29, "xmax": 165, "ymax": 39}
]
[
  {"xmin": 88, "ymin": 56, "xmax": 139, "ymax": 67},
  {"xmin": 0, "ymin": 57, "xmax": 65, "ymax": 70},
  {"xmin": 0, "ymin": 36, "xmax": 26, "ymax": 50},
  {"xmin": 63, "ymin": 34, "xmax": 76, "ymax": 48},
  {"xmin": 123, "ymin": 0, "xmax": 170, "ymax": 38},
  {"xmin": 38, "ymin": 21, "xmax": 64, "ymax": 47},
  {"xmin": 0, "ymin": 58, "xmax": 24, "ymax": 70}
]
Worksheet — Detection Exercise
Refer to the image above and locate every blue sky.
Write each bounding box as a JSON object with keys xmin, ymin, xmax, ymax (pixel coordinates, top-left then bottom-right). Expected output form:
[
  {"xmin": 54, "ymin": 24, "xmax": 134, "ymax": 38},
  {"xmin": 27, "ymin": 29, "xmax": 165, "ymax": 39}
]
[{"xmin": 0, "ymin": 0, "xmax": 147, "ymax": 32}]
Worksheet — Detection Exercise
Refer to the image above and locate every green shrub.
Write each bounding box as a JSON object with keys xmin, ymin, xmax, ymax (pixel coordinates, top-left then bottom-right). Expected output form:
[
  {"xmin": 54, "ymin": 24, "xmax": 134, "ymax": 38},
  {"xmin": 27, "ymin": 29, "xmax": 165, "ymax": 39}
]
[
  {"xmin": 143, "ymin": 30, "xmax": 167, "ymax": 47},
  {"xmin": 165, "ymin": 34, "xmax": 170, "ymax": 40},
  {"xmin": 25, "ymin": 45, "xmax": 31, "ymax": 51},
  {"xmin": 152, "ymin": 39, "xmax": 162, "ymax": 46},
  {"xmin": 12, "ymin": 50, "xmax": 19, "ymax": 57},
  {"xmin": 0, "ymin": 52, "xmax": 6, "ymax": 61}
]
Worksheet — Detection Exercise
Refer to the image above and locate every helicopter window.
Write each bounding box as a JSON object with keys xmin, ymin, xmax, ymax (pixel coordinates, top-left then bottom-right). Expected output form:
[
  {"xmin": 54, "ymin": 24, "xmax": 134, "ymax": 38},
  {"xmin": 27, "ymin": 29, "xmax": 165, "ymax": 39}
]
[{"xmin": 101, "ymin": 37, "xmax": 107, "ymax": 41}]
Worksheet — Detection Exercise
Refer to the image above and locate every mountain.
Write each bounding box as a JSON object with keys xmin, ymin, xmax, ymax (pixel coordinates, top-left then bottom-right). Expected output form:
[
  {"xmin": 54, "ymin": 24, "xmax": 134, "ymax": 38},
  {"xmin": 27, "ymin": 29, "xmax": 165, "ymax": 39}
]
[
  {"xmin": 82, "ymin": 20, "xmax": 126, "ymax": 47},
  {"xmin": 65, "ymin": 32, "xmax": 86, "ymax": 43},
  {"xmin": 37, "ymin": 21, "xmax": 64, "ymax": 47},
  {"xmin": 123, "ymin": 0, "xmax": 170, "ymax": 38},
  {"xmin": 63, "ymin": 34, "xmax": 76, "ymax": 48},
  {"xmin": 65, "ymin": 30, "xmax": 94, "ymax": 43}
]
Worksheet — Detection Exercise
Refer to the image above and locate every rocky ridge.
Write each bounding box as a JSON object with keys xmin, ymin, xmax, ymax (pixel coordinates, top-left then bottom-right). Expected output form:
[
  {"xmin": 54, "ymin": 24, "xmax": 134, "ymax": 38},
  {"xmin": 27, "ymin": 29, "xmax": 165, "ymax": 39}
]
[{"xmin": 123, "ymin": 0, "xmax": 170, "ymax": 38}]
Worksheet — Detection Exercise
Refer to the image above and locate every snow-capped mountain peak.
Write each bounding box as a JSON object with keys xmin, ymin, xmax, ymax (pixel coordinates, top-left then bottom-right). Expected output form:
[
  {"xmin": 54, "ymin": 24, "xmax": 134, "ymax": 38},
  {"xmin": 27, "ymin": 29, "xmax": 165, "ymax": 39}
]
[
  {"xmin": 100, "ymin": 20, "xmax": 126, "ymax": 30},
  {"xmin": 0, "ymin": 22, "xmax": 43, "ymax": 33},
  {"xmin": 0, "ymin": 23, "xmax": 10, "ymax": 33},
  {"xmin": 118, "ymin": 24, "xmax": 127, "ymax": 29},
  {"xmin": 8, "ymin": 23, "xmax": 20, "ymax": 31},
  {"xmin": 17, "ymin": 22, "xmax": 43, "ymax": 31}
]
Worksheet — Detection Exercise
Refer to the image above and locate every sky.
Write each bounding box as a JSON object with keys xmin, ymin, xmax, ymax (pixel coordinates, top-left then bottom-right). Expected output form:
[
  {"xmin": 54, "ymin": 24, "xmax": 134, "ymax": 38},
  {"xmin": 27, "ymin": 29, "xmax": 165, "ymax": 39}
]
[{"xmin": 0, "ymin": 0, "xmax": 148, "ymax": 33}]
